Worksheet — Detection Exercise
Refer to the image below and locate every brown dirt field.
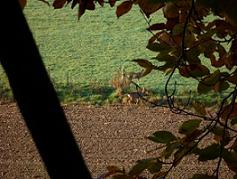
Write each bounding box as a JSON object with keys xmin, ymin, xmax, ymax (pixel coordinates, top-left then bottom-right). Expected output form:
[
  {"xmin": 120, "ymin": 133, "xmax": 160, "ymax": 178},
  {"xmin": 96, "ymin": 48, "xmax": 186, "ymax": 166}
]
[{"xmin": 0, "ymin": 103, "xmax": 235, "ymax": 179}]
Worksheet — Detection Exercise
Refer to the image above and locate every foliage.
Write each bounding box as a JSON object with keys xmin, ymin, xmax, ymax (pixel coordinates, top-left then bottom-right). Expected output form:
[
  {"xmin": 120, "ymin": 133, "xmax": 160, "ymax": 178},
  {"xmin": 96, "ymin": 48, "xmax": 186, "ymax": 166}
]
[{"xmin": 26, "ymin": 0, "xmax": 237, "ymax": 178}]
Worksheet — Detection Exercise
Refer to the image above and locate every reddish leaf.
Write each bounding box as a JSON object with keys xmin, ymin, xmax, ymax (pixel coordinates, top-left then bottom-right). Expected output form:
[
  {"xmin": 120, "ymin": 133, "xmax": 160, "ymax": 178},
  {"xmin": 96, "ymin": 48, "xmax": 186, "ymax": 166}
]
[
  {"xmin": 97, "ymin": 0, "xmax": 104, "ymax": 7},
  {"xmin": 132, "ymin": 59, "xmax": 157, "ymax": 69},
  {"xmin": 179, "ymin": 66, "xmax": 190, "ymax": 77},
  {"xmin": 146, "ymin": 42, "xmax": 170, "ymax": 52},
  {"xmin": 148, "ymin": 32, "xmax": 163, "ymax": 44},
  {"xmin": 71, "ymin": 0, "xmax": 78, "ymax": 9},
  {"xmin": 116, "ymin": 1, "xmax": 133, "ymax": 18},
  {"xmin": 166, "ymin": 17, "xmax": 179, "ymax": 30},
  {"xmin": 158, "ymin": 31, "xmax": 176, "ymax": 47},
  {"xmin": 147, "ymin": 23, "xmax": 166, "ymax": 31},
  {"xmin": 78, "ymin": 0, "xmax": 86, "ymax": 19},
  {"xmin": 137, "ymin": 0, "xmax": 164, "ymax": 18},
  {"xmin": 188, "ymin": 64, "xmax": 207, "ymax": 77},
  {"xmin": 155, "ymin": 52, "xmax": 177, "ymax": 62},
  {"xmin": 231, "ymin": 138, "xmax": 237, "ymax": 152},
  {"xmin": 216, "ymin": 44, "xmax": 227, "ymax": 57},
  {"xmin": 179, "ymin": 64, "xmax": 210, "ymax": 78},
  {"xmin": 19, "ymin": 0, "xmax": 27, "ymax": 9},
  {"xmin": 163, "ymin": 2, "xmax": 179, "ymax": 19},
  {"xmin": 53, "ymin": 0, "xmax": 67, "ymax": 9},
  {"xmin": 109, "ymin": 0, "xmax": 116, "ymax": 7},
  {"xmin": 192, "ymin": 102, "xmax": 207, "ymax": 115},
  {"xmin": 221, "ymin": 103, "xmax": 237, "ymax": 121},
  {"xmin": 213, "ymin": 81, "xmax": 230, "ymax": 92},
  {"xmin": 223, "ymin": 150, "xmax": 237, "ymax": 172},
  {"xmin": 231, "ymin": 39, "xmax": 237, "ymax": 54},
  {"xmin": 227, "ymin": 74, "xmax": 237, "ymax": 84},
  {"xmin": 210, "ymin": 53, "xmax": 225, "ymax": 68},
  {"xmin": 223, "ymin": 54, "xmax": 234, "ymax": 70},
  {"xmin": 86, "ymin": 0, "xmax": 95, "ymax": 10},
  {"xmin": 38, "ymin": 0, "xmax": 50, "ymax": 6},
  {"xmin": 172, "ymin": 23, "xmax": 184, "ymax": 36},
  {"xmin": 107, "ymin": 166, "xmax": 123, "ymax": 173}
]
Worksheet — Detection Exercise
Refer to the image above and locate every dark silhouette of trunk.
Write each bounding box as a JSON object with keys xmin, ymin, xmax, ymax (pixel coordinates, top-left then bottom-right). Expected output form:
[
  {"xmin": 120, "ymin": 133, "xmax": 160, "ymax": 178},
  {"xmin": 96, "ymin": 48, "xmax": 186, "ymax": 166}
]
[{"xmin": 0, "ymin": 0, "xmax": 92, "ymax": 178}]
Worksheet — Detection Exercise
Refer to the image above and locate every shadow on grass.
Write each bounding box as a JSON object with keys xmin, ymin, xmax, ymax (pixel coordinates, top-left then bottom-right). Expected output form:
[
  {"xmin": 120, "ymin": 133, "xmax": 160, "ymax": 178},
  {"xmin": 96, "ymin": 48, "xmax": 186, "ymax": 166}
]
[
  {"xmin": 55, "ymin": 82, "xmax": 115, "ymax": 104},
  {"xmin": 0, "ymin": 75, "xmax": 228, "ymax": 107}
]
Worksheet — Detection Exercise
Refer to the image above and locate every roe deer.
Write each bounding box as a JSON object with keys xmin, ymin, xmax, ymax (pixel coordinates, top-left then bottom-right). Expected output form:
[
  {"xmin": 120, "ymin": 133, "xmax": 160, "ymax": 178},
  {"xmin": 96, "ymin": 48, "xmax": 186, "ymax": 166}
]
[{"xmin": 126, "ymin": 88, "xmax": 149, "ymax": 105}]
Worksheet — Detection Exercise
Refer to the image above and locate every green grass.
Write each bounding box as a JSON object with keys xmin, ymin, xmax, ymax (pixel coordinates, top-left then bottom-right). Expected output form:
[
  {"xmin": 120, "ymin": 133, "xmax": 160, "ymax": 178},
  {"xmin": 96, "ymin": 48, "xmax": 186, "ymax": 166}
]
[{"xmin": 0, "ymin": 1, "xmax": 210, "ymax": 104}]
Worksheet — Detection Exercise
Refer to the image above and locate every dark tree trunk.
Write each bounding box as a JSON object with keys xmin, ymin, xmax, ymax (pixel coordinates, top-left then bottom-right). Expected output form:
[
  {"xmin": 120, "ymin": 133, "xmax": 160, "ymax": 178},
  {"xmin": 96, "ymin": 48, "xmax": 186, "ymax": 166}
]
[{"xmin": 0, "ymin": 0, "xmax": 92, "ymax": 178}]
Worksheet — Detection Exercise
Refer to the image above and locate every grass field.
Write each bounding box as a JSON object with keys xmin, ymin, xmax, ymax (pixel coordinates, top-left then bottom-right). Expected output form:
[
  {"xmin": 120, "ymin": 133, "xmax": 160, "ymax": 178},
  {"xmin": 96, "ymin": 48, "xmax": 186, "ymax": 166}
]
[{"xmin": 0, "ymin": 1, "xmax": 204, "ymax": 104}]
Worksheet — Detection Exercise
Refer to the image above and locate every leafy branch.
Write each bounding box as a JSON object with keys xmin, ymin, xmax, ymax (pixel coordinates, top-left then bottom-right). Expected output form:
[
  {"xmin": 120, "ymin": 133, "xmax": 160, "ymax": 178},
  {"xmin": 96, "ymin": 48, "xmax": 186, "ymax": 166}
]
[{"xmin": 40, "ymin": 0, "xmax": 237, "ymax": 178}]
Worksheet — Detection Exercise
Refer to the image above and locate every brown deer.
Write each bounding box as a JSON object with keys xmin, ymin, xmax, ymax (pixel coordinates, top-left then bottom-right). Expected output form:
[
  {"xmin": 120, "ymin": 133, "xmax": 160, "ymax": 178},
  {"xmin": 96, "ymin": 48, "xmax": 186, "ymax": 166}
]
[{"xmin": 125, "ymin": 88, "xmax": 149, "ymax": 105}]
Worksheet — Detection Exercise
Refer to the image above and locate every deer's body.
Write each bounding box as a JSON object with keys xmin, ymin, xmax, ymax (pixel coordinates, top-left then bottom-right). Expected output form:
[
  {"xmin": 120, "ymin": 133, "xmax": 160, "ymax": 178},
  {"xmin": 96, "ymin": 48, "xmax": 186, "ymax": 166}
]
[{"xmin": 125, "ymin": 88, "xmax": 149, "ymax": 105}]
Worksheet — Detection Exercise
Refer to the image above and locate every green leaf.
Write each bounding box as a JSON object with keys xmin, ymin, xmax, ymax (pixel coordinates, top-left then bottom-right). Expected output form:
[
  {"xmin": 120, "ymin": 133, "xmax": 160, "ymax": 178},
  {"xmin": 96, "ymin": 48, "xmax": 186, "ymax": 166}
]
[
  {"xmin": 211, "ymin": 126, "xmax": 225, "ymax": 136},
  {"xmin": 172, "ymin": 23, "xmax": 184, "ymax": 36},
  {"xmin": 179, "ymin": 119, "xmax": 202, "ymax": 135},
  {"xmin": 188, "ymin": 64, "xmax": 210, "ymax": 78},
  {"xmin": 189, "ymin": 174, "xmax": 214, "ymax": 179},
  {"xmin": 211, "ymin": 126, "xmax": 230, "ymax": 146},
  {"xmin": 221, "ymin": 81, "xmax": 230, "ymax": 91},
  {"xmin": 128, "ymin": 158, "xmax": 162, "ymax": 176},
  {"xmin": 161, "ymin": 142, "xmax": 181, "ymax": 159},
  {"xmin": 203, "ymin": 70, "xmax": 221, "ymax": 85},
  {"xmin": 192, "ymin": 102, "xmax": 207, "ymax": 115},
  {"xmin": 197, "ymin": 82, "xmax": 212, "ymax": 94},
  {"xmin": 197, "ymin": 143, "xmax": 220, "ymax": 161},
  {"xmin": 149, "ymin": 0, "xmax": 176, "ymax": 3},
  {"xmin": 116, "ymin": 1, "xmax": 133, "ymax": 18},
  {"xmin": 147, "ymin": 160, "xmax": 162, "ymax": 174},
  {"xmin": 227, "ymin": 74, "xmax": 237, "ymax": 84},
  {"xmin": 148, "ymin": 131, "xmax": 177, "ymax": 144},
  {"xmin": 113, "ymin": 174, "xmax": 130, "ymax": 179},
  {"xmin": 152, "ymin": 171, "xmax": 168, "ymax": 178},
  {"xmin": 223, "ymin": 150, "xmax": 237, "ymax": 172},
  {"xmin": 107, "ymin": 165, "xmax": 123, "ymax": 173},
  {"xmin": 173, "ymin": 147, "xmax": 189, "ymax": 166},
  {"xmin": 146, "ymin": 43, "xmax": 170, "ymax": 52},
  {"xmin": 231, "ymin": 118, "xmax": 237, "ymax": 125},
  {"xmin": 154, "ymin": 52, "xmax": 177, "ymax": 62}
]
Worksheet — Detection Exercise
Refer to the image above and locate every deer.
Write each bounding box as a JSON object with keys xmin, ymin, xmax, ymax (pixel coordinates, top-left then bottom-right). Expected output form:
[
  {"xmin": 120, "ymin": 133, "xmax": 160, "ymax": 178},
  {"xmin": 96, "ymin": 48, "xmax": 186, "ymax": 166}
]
[{"xmin": 125, "ymin": 87, "xmax": 149, "ymax": 105}]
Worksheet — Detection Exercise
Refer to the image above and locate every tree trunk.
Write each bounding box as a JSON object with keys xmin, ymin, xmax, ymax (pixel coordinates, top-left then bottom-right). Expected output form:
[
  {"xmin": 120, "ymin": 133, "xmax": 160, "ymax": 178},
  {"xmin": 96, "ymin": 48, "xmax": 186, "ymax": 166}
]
[{"xmin": 0, "ymin": 0, "xmax": 92, "ymax": 178}]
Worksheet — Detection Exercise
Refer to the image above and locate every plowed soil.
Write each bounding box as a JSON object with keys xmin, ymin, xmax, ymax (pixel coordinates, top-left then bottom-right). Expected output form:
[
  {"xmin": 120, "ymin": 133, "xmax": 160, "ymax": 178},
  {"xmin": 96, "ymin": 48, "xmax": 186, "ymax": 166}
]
[{"xmin": 0, "ymin": 103, "xmax": 234, "ymax": 179}]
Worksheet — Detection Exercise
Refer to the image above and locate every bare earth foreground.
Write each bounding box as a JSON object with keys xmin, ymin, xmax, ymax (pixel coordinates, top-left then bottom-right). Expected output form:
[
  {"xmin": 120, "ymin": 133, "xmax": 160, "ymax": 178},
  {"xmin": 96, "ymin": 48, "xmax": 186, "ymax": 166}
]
[{"xmin": 0, "ymin": 103, "xmax": 234, "ymax": 179}]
